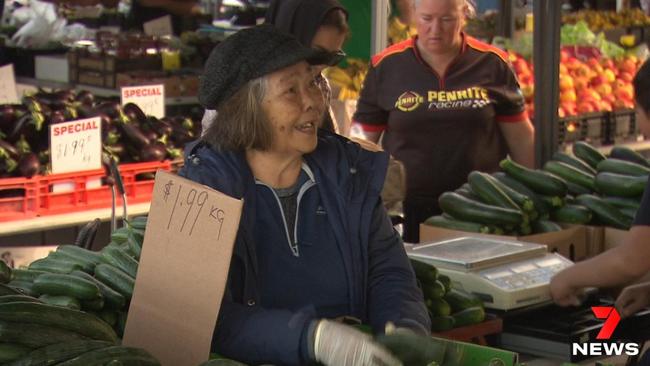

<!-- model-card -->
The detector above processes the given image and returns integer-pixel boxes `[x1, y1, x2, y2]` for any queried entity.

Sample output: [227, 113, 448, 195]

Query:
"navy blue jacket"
[179, 131, 430, 365]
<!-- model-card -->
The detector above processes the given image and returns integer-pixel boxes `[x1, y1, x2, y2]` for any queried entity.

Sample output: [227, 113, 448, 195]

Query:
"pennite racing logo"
[395, 91, 424, 112]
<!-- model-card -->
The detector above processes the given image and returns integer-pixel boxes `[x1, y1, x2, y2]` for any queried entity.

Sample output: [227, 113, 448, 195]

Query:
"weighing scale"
[406, 236, 573, 310]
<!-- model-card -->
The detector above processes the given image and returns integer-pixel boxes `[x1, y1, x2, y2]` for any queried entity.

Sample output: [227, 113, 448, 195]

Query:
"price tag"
[0, 64, 19, 104]
[49, 117, 102, 174]
[123, 170, 243, 366]
[121, 84, 165, 118]
[143, 15, 173, 37]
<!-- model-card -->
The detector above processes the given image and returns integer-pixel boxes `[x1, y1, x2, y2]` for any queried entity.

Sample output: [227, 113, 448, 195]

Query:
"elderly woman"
[180, 25, 430, 366]
[353, 0, 536, 243]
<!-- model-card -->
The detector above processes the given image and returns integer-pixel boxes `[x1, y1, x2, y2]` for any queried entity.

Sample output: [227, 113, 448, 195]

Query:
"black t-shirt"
[353, 35, 527, 203]
[634, 178, 650, 226]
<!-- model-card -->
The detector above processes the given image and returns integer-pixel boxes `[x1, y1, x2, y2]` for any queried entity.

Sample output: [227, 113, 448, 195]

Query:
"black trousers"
[402, 197, 440, 243]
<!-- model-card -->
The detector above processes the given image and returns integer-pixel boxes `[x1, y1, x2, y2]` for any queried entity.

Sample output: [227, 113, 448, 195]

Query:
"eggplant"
[96, 101, 122, 119]
[123, 103, 147, 123]
[75, 90, 95, 106]
[49, 110, 66, 125]
[8, 114, 35, 143]
[140, 143, 166, 162]
[153, 117, 173, 137]
[0, 104, 24, 133]
[119, 122, 150, 147]
[0, 139, 20, 160]
[142, 129, 159, 142]
[18, 153, 40, 178]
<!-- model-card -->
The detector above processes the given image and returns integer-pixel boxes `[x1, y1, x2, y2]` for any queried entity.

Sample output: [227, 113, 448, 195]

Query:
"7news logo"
[572, 306, 640, 357]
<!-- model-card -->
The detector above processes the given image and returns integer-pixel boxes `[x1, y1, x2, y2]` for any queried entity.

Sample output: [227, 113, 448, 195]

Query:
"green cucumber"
[552, 151, 598, 175]
[81, 297, 105, 311]
[46, 252, 94, 274]
[56, 245, 102, 265]
[552, 204, 593, 224]
[493, 172, 550, 218]
[595, 172, 647, 197]
[94, 264, 134, 300]
[439, 192, 524, 226]
[33, 274, 100, 301]
[0, 284, 23, 296]
[0, 261, 11, 283]
[452, 306, 486, 327]
[573, 141, 606, 169]
[409, 259, 438, 285]
[28, 259, 82, 274]
[0, 344, 32, 364]
[532, 220, 563, 233]
[544, 160, 596, 191]
[98, 310, 118, 327]
[422, 281, 446, 301]
[127, 216, 148, 231]
[116, 311, 127, 338]
[38, 295, 81, 310]
[468, 171, 521, 211]
[430, 316, 456, 332]
[100, 246, 138, 278]
[500, 158, 568, 196]
[124, 232, 142, 260]
[603, 196, 641, 211]
[437, 274, 452, 293]
[70, 271, 125, 310]
[8, 281, 38, 297]
[0, 302, 118, 343]
[576, 194, 632, 230]
[11, 269, 45, 283]
[427, 298, 451, 317]
[0, 320, 88, 348]
[423, 215, 490, 234]
[54, 346, 160, 366]
[6, 340, 111, 366]
[610, 146, 650, 167]
[0, 295, 42, 304]
[444, 288, 483, 313]
[109, 228, 130, 245]
[597, 158, 650, 177]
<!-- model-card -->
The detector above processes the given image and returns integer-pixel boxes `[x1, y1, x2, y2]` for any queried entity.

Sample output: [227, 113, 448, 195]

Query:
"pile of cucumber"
[426, 141, 648, 235]
[410, 259, 485, 332]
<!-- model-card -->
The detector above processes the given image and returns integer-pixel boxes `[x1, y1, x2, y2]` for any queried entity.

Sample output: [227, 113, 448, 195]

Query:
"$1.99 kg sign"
[124, 170, 243, 366]
[49, 117, 102, 174]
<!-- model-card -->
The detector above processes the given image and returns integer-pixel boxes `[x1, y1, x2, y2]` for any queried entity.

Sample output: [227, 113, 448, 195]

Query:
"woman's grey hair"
[202, 76, 273, 152]
[413, 0, 476, 19]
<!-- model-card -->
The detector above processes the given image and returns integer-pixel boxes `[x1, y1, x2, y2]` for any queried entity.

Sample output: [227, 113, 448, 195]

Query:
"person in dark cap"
[201, 0, 349, 134]
[180, 24, 430, 366]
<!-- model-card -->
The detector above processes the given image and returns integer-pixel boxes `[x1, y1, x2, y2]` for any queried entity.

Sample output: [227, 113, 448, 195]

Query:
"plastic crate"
[0, 176, 39, 221]
[557, 111, 608, 146]
[607, 108, 639, 144]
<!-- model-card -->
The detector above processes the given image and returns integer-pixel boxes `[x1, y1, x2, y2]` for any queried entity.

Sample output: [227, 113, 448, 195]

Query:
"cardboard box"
[116, 72, 199, 98]
[35, 54, 69, 83]
[584, 225, 605, 258]
[419, 224, 588, 262]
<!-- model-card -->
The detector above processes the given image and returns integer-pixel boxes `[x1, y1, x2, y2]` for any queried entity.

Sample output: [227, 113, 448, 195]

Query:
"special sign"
[49, 117, 102, 174]
[121, 84, 165, 118]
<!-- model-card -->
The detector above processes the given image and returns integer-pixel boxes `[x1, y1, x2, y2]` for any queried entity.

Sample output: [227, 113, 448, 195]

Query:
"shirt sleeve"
[492, 60, 528, 123]
[634, 178, 650, 226]
[352, 64, 389, 132]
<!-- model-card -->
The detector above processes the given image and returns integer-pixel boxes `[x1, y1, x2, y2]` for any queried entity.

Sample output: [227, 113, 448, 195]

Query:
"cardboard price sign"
[143, 15, 173, 37]
[0, 64, 19, 104]
[121, 84, 165, 118]
[123, 170, 243, 366]
[49, 117, 102, 174]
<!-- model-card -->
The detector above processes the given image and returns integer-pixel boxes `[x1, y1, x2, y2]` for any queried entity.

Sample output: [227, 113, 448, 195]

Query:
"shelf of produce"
[15, 77, 199, 106]
[432, 314, 502, 346]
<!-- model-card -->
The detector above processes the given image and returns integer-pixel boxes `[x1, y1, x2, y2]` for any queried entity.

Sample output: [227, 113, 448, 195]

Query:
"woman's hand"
[616, 282, 650, 318]
[312, 320, 402, 366]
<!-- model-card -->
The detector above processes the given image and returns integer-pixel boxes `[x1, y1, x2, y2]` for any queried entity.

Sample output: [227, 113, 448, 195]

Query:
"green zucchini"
[597, 158, 650, 177]
[423, 215, 490, 234]
[573, 141, 606, 169]
[487, 174, 535, 214]
[0, 261, 11, 284]
[454, 187, 480, 201]
[38, 295, 81, 310]
[610, 146, 650, 167]
[115, 311, 127, 339]
[0, 284, 23, 296]
[603, 196, 641, 211]
[0, 321, 88, 348]
[439, 192, 524, 226]
[468, 171, 521, 211]
[430, 316, 456, 332]
[410, 259, 438, 286]
[70, 270, 125, 310]
[56, 245, 102, 266]
[552, 151, 598, 175]
[422, 281, 446, 301]
[576, 194, 632, 230]
[6, 340, 112, 366]
[0, 302, 118, 343]
[54, 346, 160, 366]
[540, 194, 565, 208]
[620, 207, 639, 221]
[94, 264, 134, 300]
[46, 252, 94, 274]
[552, 204, 593, 224]
[0, 295, 41, 304]
[437, 274, 452, 293]
[100, 246, 138, 278]
[8, 281, 38, 297]
[11, 269, 45, 283]
[33, 274, 100, 301]
[532, 220, 563, 233]
[500, 158, 568, 197]
[493, 172, 550, 218]
[544, 160, 596, 191]
[444, 288, 483, 313]
[28, 258, 82, 275]
[565, 180, 592, 196]
[427, 298, 452, 317]
[452, 306, 486, 327]
[98, 310, 118, 327]
[595, 172, 647, 197]
[0, 344, 32, 364]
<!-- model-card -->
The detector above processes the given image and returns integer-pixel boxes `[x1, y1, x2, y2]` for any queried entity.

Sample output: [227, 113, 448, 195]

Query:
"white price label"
[49, 117, 102, 174]
[0, 64, 19, 104]
[121, 84, 165, 118]
[143, 15, 173, 37]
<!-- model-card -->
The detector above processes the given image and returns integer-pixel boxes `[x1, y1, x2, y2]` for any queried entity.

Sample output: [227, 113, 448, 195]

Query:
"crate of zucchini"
[422, 141, 647, 260]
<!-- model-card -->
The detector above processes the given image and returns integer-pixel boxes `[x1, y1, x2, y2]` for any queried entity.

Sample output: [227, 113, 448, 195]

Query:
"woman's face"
[636, 105, 650, 137]
[311, 26, 346, 74]
[262, 61, 325, 157]
[415, 0, 465, 55]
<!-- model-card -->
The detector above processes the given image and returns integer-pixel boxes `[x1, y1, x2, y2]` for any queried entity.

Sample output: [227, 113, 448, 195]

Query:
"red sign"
[592, 306, 621, 340]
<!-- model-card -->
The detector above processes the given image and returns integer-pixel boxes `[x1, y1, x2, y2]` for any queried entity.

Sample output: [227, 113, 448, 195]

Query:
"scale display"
[406, 237, 573, 310]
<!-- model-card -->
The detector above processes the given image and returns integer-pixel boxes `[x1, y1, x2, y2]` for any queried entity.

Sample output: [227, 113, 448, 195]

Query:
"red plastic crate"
[0, 176, 39, 221]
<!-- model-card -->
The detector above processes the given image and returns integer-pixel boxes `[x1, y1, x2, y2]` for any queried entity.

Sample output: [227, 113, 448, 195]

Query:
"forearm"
[500, 119, 535, 168]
